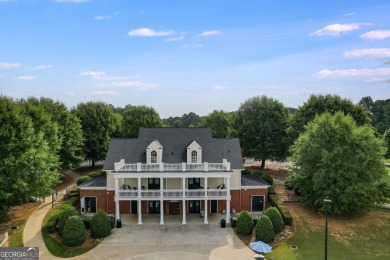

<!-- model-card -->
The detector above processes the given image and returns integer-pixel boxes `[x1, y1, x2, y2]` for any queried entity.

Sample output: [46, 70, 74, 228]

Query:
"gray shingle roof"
[241, 175, 270, 186]
[78, 176, 107, 188]
[103, 127, 244, 171]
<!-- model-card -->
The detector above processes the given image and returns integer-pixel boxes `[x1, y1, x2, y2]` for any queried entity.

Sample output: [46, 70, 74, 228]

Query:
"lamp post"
[324, 199, 332, 260]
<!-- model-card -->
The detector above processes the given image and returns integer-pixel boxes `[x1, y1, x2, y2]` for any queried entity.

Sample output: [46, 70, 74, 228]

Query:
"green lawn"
[265, 210, 390, 260]
[8, 220, 25, 247]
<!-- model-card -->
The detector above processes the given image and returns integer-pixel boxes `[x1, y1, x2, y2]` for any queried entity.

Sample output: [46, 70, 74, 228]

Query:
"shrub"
[253, 218, 258, 226]
[255, 215, 275, 243]
[48, 208, 62, 225]
[88, 171, 105, 178]
[284, 178, 294, 190]
[264, 207, 284, 234]
[81, 217, 92, 229]
[64, 197, 79, 207]
[231, 219, 237, 228]
[254, 170, 263, 177]
[236, 211, 253, 236]
[241, 169, 251, 175]
[262, 173, 273, 185]
[77, 176, 91, 185]
[269, 195, 293, 225]
[90, 209, 111, 238]
[62, 216, 86, 247]
[268, 186, 276, 195]
[58, 205, 79, 235]
[46, 219, 57, 233]
[109, 216, 115, 229]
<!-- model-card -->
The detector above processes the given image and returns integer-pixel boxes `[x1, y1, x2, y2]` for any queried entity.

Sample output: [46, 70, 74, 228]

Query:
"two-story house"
[78, 128, 269, 224]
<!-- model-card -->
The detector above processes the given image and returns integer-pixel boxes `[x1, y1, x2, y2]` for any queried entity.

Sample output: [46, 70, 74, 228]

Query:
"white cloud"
[0, 62, 20, 69]
[94, 12, 119, 20]
[28, 64, 53, 70]
[81, 71, 122, 81]
[199, 30, 222, 37]
[66, 91, 75, 96]
[90, 90, 119, 96]
[311, 23, 363, 36]
[128, 28, 173, 37]
[344, 48, 390, 58]
[54, 0, 89, 3]
[101, 81, 157, 90]
[343, 12, 356, 17]
[360, 30, 390, 40]
[211, 85, 227, 90]
[314, 68, 390, 78]
[165, 35, 185, 42]
[181, 44, 203, 49]
[17, 75, 37, 80]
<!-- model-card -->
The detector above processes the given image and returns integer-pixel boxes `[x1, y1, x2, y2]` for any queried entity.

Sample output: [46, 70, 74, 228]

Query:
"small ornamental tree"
[62, 216, 86, 247]
[264, 207, 284, 234]
[255, 215, 275, 243]
[236, 211, 253, 236]
[58, 205, 79, 235]
[90, 209, 111, 238]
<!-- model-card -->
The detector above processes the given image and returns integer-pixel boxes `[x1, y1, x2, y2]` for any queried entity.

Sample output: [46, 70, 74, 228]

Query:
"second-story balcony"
[117, 189, 228, 199]
[114, 160, 231, 173]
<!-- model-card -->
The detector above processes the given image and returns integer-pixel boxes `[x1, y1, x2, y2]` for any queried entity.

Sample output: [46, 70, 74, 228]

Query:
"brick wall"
[240, 188, 268, 212]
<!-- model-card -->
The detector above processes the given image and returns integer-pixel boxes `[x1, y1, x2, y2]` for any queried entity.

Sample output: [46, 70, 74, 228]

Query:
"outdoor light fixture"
[324, 198, 332, 260]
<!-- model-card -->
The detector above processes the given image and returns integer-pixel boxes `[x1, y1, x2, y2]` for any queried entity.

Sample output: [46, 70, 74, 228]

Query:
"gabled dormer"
[187, 140, 202, 164]
[146, 140, 163, 164]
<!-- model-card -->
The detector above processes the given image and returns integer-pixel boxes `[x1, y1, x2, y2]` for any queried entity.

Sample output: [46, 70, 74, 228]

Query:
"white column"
[226, 176, 231, 223]
[137, 177, 142, 225]
[137, 200, 142, 225]
[204, 177, 208, 224]
[115, 177, 120, 220]
[160, 177, 164, 225]
[182, 177, 186, 224]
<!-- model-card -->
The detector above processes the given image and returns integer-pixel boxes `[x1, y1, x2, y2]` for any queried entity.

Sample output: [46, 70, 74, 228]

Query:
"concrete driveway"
[74, 214, 256, 260]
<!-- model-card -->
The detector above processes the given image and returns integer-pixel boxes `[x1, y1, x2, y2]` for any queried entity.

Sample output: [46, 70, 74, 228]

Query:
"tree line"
[1, 94, 389, 219]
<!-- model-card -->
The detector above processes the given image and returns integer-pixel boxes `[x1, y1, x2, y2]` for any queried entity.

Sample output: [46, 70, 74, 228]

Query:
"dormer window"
[151, 151, 157, 163]
[191, 151, 198, 163]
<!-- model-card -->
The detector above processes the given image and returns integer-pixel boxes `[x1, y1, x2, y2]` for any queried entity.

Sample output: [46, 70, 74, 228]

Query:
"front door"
[169, 201, 179, 215]
[211, 200, 218, 213]
[148, 178, 160, 190]
[131, 201, 137, 214]
[148, 201, 160, 214]
[252, 196, 264, 211]
[188, 178, 200, 189]
[189, 200, 200, 213]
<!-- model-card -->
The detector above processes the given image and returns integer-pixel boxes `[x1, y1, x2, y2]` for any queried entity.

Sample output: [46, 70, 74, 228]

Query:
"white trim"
[251, 195, 265, 212]
[78, 187, 107, 190]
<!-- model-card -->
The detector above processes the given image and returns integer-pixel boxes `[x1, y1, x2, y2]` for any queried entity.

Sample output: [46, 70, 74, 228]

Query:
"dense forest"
[1, 94, 389, 220]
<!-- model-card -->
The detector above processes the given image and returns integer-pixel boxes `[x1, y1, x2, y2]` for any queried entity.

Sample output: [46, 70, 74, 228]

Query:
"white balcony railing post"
[204, 162, 208, 172]
[137, 163, 142, 172]
[182, 162, 186, 172]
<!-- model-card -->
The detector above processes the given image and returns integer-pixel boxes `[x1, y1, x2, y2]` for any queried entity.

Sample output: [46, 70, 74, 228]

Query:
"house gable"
[186, 140, 202, 164]
[146, 139, 163, 164]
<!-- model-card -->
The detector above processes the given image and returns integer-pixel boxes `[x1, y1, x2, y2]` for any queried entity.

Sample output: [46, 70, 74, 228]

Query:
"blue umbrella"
[249, 241, 272, 253]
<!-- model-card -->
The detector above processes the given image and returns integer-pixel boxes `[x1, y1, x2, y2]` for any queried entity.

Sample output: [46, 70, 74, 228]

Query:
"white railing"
[117, 189, 227, 199]
[115, 161, 231, 172]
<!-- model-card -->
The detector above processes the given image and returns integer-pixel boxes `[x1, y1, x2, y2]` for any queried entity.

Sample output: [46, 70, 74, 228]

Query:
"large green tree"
[359, 96, 390, 135]
[0, 97, 58, 213]
[122, 105, 163, 138]
[234, 96, 290, 169]
[289, 94, 370, 143]
[74, 102, 116, 167]
[289, 112, 388, 214]
[199, 110, 231, 138]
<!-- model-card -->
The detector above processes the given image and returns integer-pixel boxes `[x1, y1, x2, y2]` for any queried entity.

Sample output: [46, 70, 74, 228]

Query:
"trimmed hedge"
[262, 173, 274, 185]
[255, 215, 275, 243]
[77, 176, 91, 185]
[269, 195, 293, 225]
[62, 216, 86, 247]
[88, 171, 105, 178]
[241, 169, 251, 176]
[46, 219, 57, 233]
[264, 207, 284, 234]
[254, 170, 263, 177]
[236, 211, 253, 236]
[58, 205, 79, 235]
[90, 209, 111, 238]
[268, 186, 276, 195]
[64, 197, 79, 207]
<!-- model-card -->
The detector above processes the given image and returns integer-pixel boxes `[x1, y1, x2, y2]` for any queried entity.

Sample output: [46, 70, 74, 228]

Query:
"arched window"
[151, 151, 157, 163]
[191, 151, 197, 163]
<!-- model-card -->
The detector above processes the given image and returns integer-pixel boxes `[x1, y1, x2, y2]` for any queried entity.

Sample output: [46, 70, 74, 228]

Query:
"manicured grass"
[266, 210, 390, 260]
[41, 206, 98, 258]
[8, 220, 25, 247]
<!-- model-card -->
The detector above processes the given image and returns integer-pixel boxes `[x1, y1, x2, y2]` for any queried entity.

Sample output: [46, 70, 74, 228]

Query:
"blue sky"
[1, 0, 389, 118]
